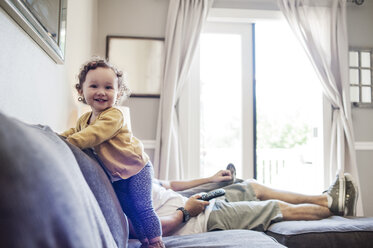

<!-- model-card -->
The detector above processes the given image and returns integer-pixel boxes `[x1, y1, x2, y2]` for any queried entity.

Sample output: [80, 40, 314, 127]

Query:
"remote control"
[200, 188, 226, 201]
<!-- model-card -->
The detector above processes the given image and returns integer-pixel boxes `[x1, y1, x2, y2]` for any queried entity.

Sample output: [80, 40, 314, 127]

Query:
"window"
[180, 10, 331, 193]
[200, 32, 244, 178]
[255, 21, 324, 194]
[179, 22, 254, 180]
[349, 49, 373, 107]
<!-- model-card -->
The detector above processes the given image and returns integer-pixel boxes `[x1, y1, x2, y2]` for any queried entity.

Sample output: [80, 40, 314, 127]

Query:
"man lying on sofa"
[126, 164, 358, 237]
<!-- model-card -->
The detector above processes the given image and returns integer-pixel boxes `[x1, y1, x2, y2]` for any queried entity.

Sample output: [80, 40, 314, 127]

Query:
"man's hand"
[209, 170, 232, 183]
[184, 195, 210, 217]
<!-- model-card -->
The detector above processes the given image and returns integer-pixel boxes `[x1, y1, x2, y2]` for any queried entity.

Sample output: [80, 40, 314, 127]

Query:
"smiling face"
[79, 67, 119, 116]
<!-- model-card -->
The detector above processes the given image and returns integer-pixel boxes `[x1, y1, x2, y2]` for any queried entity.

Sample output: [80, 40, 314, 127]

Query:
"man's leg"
[207, 199, 283, 232]
[250, 180, 329, 207]
[208, 180, 330, 232]
[228, 179, 332, 221]
[276, 201, 331, 220]
[249, 173, 358, 218]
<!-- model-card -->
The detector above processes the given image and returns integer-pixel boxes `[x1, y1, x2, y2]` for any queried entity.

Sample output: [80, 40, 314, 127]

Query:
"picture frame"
[0, 0, 67, 64]
[106, 36, 165, 98]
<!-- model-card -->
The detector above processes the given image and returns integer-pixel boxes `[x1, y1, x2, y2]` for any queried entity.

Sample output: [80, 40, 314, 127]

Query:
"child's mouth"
[94, 99, 107, 103]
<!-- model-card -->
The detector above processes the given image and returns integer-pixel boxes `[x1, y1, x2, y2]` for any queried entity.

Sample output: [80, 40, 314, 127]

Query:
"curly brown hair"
[76, 57, 131, 104]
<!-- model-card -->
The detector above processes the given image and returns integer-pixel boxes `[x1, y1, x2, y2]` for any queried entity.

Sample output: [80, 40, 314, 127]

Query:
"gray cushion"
[63, 141, 129, 248]
[128, 229, 286, 248]
[0, 113, 117, 248]
[266, 216, 373, 248]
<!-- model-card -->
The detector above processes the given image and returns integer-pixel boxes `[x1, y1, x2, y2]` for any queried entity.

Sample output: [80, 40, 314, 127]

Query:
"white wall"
[0, 7, 69, 132]
[97, 0, 169, 57]
[97, 0, 169, 160]
[0, 0, 98, 133]
[213, 0, 278, 10]
[65, 0, 99, 129]
[347, 0, 373, 216]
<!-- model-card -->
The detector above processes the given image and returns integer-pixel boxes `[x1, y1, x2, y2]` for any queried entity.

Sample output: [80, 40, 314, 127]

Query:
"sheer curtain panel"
[154, 0, 213, 180]
[278, 0, 363, 215]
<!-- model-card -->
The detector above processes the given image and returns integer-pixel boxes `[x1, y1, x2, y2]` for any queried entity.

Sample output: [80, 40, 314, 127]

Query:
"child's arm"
[60, 127, 77, 138]
[66, 109, 124, 149]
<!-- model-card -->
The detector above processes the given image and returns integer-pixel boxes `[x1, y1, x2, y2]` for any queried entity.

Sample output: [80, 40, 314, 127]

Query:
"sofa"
[0, 111, 372, 248]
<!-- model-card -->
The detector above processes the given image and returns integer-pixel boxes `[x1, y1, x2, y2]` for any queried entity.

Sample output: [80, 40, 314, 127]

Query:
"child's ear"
[78, 89, 83, 96]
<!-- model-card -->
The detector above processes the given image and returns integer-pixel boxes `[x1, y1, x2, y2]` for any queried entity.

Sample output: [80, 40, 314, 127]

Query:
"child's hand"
[210, 170, 232, 183]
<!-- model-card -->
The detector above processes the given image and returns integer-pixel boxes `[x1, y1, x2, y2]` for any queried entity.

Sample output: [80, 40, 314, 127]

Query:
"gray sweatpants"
[207, 179, 283, 232]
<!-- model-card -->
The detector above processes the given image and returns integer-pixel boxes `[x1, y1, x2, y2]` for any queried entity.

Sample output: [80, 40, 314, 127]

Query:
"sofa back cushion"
[0, 112, 118, 248]
[63, 141, 128, 248]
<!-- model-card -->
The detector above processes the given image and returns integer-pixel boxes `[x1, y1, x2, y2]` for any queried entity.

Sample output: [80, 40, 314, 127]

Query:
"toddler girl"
[61, 58, 165, 248]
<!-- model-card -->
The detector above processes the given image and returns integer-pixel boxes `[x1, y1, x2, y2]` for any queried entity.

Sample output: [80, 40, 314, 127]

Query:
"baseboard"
[355, 142, 373, 151]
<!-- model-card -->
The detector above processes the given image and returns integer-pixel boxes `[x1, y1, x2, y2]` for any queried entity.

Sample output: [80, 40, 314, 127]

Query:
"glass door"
[255, 20, 324, 194]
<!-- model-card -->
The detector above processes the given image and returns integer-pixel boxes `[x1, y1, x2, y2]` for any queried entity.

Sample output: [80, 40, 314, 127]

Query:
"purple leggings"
[112, 162, 161, 240]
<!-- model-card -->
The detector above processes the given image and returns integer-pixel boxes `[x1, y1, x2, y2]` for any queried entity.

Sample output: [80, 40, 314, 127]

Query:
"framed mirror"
[0, 0, 67, 64]
[106, 36, 165, 98]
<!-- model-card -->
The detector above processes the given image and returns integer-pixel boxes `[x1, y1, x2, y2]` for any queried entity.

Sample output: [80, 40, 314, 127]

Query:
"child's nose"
[97, 88, 105, 95]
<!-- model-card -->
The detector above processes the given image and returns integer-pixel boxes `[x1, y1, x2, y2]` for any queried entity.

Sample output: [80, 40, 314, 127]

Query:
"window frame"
[349, 47, 373, 108]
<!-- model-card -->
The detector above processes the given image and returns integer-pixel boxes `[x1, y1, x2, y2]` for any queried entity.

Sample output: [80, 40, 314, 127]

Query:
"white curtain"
[154, 0, 213, 180]
[278, 0, 363, 215]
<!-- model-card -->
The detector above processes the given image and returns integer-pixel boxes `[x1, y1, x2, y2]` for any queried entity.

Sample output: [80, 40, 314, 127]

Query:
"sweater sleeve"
[66, 109, 124, 149]
[60, 127, 77, 138]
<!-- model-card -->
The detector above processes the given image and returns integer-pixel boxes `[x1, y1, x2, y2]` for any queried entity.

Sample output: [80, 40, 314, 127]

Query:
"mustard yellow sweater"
[61, 107, 149, 179]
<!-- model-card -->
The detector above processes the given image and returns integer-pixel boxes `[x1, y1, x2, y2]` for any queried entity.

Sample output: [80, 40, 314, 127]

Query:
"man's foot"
[226, 163, 236, 182]
[344, 173, 358, 216]
[324, 174, 345, 216]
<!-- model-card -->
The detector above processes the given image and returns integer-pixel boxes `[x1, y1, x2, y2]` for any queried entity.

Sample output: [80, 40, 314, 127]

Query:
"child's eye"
[106, 86, 113, 90]
[90, 85, 97, 88]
